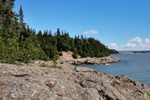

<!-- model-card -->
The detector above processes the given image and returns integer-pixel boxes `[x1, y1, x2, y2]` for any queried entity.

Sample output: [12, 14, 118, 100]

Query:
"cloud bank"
[108, 37, 150, 50]
[121, 37, 149, 48]
[83, 30, 99, 34]
[121, 37, 142, 48]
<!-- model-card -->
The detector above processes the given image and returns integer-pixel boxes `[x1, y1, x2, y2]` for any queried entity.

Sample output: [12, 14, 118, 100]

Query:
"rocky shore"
[64, 56, 121, 65]
[0, 61, 150, 100]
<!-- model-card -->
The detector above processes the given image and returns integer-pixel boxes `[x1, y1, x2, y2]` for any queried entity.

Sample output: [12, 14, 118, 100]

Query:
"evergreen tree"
[57, 28, 60, 36]
[0, 0, 113, 64]
[19, 5, 24, 29]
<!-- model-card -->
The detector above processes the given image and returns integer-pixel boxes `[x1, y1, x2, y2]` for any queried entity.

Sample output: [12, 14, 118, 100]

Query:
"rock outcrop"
[65, 56, 121, 65]
[57, 51, 74, 60]
[0, 61, 150, 100]
[57, 51, 121, 65]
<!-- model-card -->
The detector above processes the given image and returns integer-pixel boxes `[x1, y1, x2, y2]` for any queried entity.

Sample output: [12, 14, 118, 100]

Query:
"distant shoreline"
[119, 51, 150, 54]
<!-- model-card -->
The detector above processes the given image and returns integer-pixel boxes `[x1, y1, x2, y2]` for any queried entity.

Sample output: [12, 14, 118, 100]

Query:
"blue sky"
[13, 0, 150, 51]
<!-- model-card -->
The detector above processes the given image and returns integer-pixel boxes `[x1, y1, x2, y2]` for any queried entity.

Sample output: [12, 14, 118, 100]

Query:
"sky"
[13, 0, 150, 51]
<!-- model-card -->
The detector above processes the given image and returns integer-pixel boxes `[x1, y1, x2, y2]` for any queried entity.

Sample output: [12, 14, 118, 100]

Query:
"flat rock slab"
[0, 61, 150, 100]
[75, 67, 95, 72]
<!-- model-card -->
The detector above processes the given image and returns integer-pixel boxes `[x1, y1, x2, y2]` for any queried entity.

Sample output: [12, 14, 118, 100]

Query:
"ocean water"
[75, 54, 150, 86]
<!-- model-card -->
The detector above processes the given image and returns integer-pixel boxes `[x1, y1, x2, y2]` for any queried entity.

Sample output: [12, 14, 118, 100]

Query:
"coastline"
[63, 56, 121, 65]
[0, 61, 150, 99]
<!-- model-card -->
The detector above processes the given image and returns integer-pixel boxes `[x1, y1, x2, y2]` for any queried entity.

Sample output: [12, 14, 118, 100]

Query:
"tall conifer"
[19, 6, 24, 29]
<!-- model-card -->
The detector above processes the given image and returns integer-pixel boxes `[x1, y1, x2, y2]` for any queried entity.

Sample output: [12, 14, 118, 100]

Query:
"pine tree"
[19, 5, 24, 29]
[0, 2, 3, 24]
[2, 0, 14, 30]
[57, 28, 60, 36]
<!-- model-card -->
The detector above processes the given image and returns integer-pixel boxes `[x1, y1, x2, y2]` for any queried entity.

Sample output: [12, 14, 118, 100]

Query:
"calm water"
[75, 54, 150, 86]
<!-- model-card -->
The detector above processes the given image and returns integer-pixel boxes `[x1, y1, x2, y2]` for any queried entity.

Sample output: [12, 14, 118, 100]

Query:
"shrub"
[60, 61, 63, 64]
[59, 50, 63, 56]
[72, 54, 77, 59]
[14, 61, 23, 66]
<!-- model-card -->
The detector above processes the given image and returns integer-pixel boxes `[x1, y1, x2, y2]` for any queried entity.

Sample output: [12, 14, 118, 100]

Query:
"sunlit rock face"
[0, 61, 149, 100]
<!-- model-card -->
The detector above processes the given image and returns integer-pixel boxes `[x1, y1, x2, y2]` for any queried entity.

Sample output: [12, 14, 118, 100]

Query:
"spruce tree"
[19, 5, 24, 29]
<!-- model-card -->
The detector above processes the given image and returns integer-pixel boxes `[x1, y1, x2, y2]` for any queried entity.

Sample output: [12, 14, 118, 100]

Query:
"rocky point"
[0, 60, 150, 100]
[65, 56, 121, 65]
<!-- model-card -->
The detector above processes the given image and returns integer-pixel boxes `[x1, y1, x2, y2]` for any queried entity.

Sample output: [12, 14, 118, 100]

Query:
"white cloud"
[83, 30, 99, 34]
[125, 42, 136, 47]
[121, 37, 142, 48]
[111, 43, 117, 47]
[129, 37, 142, 43]
[107, 42, 118, 49]
[121, 37, 150, 50]
[139, 38, 150, 48]
[145, 38, 150, 43]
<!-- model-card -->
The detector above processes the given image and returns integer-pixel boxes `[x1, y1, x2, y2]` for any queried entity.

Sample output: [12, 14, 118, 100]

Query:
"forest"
[0, 0, 117, 64]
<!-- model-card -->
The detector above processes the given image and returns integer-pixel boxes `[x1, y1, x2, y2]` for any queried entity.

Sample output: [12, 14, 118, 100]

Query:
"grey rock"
[75, 67, 95, 72]
[65, 56, 121, 65]
[0, 61, 150, 100]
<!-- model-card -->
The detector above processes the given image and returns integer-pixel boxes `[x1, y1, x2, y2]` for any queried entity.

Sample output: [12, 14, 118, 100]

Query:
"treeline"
[133, 51, 150, 53]
[37, 29, 109, 60]
[108, 49, 119, 54]
[0, 0, 110, 64]
[0, 0, 49, 63]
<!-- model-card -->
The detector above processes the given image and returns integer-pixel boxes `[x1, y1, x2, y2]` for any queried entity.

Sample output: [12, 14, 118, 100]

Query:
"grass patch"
[14, 61, 23, 66]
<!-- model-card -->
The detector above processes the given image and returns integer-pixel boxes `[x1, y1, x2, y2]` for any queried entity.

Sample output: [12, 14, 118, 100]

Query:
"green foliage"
[19, 5, 24, 29]
[50, 65, 61, 69]
[108, 49, 119, 54]
[60, 61, 63, 64]
[40, 63, 49, 67]
[72, 54, 78, 59]
[52, 53, 58, 67]
[0, 1, 110, 64]
[59, 50, 63, 56]
[0, 1, 49, 63]
[37, 29, 110, 59]
[14, 61, 23, 66]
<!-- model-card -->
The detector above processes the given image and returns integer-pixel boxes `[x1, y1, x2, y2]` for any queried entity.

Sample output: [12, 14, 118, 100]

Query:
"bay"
[75, 54, 150, 86]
